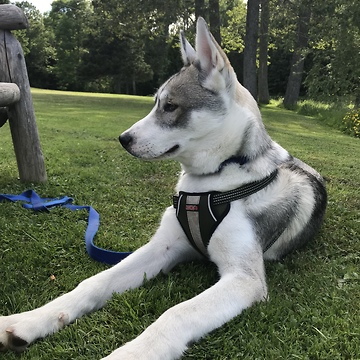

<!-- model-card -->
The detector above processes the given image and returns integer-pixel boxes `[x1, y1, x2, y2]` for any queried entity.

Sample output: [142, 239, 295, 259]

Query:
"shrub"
[295, 100, 349, 132]
[342, 109, 360, 138]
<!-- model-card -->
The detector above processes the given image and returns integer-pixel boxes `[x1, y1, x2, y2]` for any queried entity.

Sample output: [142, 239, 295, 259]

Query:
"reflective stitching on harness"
[207, 194, 217, 222]
[176, 194, 183, 218]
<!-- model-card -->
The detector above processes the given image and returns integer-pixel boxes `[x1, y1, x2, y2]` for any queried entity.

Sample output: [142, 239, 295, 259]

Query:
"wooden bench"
[0, 4, 47, 182]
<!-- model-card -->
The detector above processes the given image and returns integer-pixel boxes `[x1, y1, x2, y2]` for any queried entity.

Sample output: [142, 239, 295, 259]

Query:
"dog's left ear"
[180, 30, 196, 66]
[195, 17, 225, 74]
[195, 17, 235, 92]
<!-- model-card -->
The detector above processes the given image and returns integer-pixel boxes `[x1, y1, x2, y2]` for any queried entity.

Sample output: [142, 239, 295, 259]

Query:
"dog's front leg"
[102, 224, 267, 360]
[0, 207, 197, 352]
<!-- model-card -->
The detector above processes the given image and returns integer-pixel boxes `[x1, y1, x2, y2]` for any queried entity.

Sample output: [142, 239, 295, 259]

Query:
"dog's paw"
[3, 327, 29, 352]
[0, 315, 30, 352]
[0, 311, 69, 352]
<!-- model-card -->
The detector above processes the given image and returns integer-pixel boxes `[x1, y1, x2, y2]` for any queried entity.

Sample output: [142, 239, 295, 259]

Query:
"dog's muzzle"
[119, 131, 180, 159]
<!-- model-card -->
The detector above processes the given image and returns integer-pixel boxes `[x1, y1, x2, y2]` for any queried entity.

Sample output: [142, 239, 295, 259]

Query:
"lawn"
[0, 89, 359, 359]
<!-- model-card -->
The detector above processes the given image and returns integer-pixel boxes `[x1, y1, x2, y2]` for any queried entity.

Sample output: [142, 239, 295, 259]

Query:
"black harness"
[173, 169, 278, 257]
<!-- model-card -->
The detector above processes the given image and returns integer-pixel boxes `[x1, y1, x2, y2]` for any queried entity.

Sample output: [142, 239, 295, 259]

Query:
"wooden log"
[0, 82, 20, 106]
[0, 4, 29, 30]
[0, 29, 47, 182]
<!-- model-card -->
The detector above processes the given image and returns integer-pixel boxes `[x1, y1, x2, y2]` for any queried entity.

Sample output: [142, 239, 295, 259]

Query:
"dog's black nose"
[119, 133, 133, 148]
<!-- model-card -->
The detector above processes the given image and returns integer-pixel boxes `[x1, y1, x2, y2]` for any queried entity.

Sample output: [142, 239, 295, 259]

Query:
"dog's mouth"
[125, 143, 180, 160]
[165, 144, 180, 155]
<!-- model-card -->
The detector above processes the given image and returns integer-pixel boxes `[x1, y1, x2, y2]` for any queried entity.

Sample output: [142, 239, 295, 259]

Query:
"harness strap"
[173, 169, 278, 208]
[173, 169, 279, 257]
[0, 190, 132, 265]
[212, 169, 279, 205]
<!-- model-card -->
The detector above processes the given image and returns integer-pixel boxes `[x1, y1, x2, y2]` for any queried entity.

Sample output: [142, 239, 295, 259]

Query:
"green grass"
[0, 89, 359, 359]
[271, 98, 356, 136]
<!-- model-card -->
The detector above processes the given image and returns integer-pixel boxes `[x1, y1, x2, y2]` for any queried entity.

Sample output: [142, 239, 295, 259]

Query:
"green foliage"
[10, 1, 249, 95]
[281, 99, 358, 137]
[220, 1, 247, 53]
[0, 90, 359, 359]
[296, 99, 348, 123]
[8, 0, 360, 101]
[47, 0, 93, 91]
[342, 109, 360, 138]
[15, 1, 56, 88]
[305, 0, 360, 102]
[82, 0, 156, 93]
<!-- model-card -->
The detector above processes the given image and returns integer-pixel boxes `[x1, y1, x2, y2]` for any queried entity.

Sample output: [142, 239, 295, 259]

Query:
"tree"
[209, 0, 221, 44]
[283, 0, 312, 109]
[305, 0, 360, 106]
[11, 0, 359, 102]
[81, 0, 187, 94]
[15, 1, 56, 89]
[195, 0, 206, 20]
[243, 0, 259, 99]
[220, 1, 247, 55]
[80, 0, 148, 93]
[258, 0, 269, 104]
[48, 0, 92, 91]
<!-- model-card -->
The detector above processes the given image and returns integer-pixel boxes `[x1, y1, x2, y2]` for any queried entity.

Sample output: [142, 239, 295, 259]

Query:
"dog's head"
[119, 17, 261, 175]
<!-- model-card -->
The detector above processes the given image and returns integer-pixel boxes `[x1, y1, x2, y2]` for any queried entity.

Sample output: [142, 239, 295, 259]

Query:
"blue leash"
[0, 190, 132, 265]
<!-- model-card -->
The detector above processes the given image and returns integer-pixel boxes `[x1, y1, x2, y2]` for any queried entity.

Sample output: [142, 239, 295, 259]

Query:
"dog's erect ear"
[195, 17, 225, 74]
[180, 30, 196, 66]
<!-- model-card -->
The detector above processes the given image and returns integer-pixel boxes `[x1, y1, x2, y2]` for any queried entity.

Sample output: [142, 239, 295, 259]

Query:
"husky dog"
[0, 18, 326, 359]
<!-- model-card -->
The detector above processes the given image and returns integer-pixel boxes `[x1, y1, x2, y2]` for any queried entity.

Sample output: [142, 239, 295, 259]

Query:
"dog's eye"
[163, 102, 178, 112]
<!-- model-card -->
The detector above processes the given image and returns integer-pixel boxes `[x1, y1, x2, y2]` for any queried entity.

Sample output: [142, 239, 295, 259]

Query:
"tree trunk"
[243, 0, 260, 100]
[195, 0, 206, 21]
[258, 0, 270, 104]
[354, 93, 360, 108]
[283, 3, 311, 109]
[132, 77, 136, 95]
[209, 0, 221, 45]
